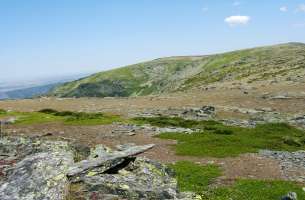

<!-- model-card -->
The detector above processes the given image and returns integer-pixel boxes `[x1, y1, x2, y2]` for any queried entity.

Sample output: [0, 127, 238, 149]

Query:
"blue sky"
[1, 0, 305, 81]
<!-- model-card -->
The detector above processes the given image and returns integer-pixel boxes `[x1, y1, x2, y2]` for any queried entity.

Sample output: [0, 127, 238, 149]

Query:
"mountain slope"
[50, 43, 305, 98]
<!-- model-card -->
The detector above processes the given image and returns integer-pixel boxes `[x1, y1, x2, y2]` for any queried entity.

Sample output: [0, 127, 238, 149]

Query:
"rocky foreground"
[0, 136, 196, 200]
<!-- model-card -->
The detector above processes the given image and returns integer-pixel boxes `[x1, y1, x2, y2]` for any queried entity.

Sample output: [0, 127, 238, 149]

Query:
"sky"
[1, 0, 305, 81]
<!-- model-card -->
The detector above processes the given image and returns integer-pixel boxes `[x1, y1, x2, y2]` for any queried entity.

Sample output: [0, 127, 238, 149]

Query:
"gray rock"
[0, 136, 192, 199]
[281, 192, 298, 200]
[67, 144, 155, 177]
[80, 158, 179, 200]
[0, 152, 73, 200]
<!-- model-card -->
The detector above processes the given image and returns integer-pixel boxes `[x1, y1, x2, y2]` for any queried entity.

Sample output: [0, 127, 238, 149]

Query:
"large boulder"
[0, 152, 73, 200]
[0, 137, 193, 199]
[74, 158, 180, 199]
[0, 137, 74, 200]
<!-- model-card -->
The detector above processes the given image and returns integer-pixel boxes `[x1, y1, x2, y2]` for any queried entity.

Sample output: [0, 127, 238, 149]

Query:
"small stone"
[281, 192, 298, 200]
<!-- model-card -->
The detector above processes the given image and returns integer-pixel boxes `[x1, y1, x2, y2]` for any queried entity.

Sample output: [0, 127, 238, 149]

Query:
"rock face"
[79, 158, 179, 199]
[0, 136, 190, 200]
[0, 137, 74, 200]
[67, 144, 188, 199]
[0, 152, 73, 200]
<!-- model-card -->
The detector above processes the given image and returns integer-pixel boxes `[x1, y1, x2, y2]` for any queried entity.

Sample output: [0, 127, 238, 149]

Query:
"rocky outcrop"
[0, 136, 191, 200]
[0, 137, 74, 200]
[0, 152, 73, 200]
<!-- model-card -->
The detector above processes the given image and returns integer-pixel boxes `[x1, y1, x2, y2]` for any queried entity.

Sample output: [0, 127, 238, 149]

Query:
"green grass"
[0, 111, 63, 125]
[133, 116, 220, 128]
[136, 116, 305, 157]
[169, 161, 222, 193]
[202, 180, 305, 200]
[170, 161, 305, 200]
[0, 109, 125, 126]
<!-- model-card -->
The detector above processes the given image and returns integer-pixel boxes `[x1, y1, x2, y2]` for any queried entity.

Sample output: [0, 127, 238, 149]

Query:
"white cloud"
[296, 4, 305, 12]
[233, 1, 241, 7]
[202, 7, 209, 13]
[224, 15, 250, 26]
[280, 6, 288, 12]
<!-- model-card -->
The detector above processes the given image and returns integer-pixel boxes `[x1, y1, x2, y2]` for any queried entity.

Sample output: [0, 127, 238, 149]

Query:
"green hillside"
[49, 43, 305, 97]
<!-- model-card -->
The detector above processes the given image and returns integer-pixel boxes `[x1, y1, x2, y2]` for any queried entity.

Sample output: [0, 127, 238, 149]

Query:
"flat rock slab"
[67, 144, 155, 177]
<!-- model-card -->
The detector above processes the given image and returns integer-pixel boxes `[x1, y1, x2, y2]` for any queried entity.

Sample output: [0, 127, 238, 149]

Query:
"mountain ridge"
[49, 43, 305, 98]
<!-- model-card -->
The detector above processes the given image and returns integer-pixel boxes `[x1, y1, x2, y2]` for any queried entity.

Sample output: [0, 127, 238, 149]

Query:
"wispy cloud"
[225, 15, 250, 26]
[202, 7, 209, 13]
[280, 6, 288, 12]
[292, 22, 305, 28]
[296, 4, 305, 12]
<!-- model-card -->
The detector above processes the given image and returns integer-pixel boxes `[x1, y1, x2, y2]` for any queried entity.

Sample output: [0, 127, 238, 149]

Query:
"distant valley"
[0, 73, 90, 100]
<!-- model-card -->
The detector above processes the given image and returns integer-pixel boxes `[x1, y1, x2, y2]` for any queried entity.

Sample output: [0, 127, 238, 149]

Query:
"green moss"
[169, 161, 221, 193]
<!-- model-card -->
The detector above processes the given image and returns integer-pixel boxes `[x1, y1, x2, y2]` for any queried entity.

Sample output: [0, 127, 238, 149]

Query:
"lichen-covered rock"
[0, 152, 73, 200]
[0, 137, 191, 200]
[0, 136, 74, 200]
[80, 158, 179, 200]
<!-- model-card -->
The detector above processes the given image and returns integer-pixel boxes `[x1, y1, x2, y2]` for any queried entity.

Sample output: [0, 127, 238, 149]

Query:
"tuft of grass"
[133, 116, 220, 128]
[202, 180, 305, 200]
[13, 112, 64, 125]
[1, 109, 125, 126]
[38, 109, 122, 125]
[169, 161, 221, 193]
[135, 117, 305, 157]
[63, 113, 123, 126]
[0, 109, 7, 115]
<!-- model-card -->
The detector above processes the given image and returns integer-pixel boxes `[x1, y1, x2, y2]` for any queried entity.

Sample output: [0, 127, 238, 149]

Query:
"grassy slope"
[50, 43, 305, 97]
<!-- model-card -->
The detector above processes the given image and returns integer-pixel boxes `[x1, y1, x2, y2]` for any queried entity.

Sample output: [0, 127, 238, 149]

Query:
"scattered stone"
[111, 124, 136, 135]
[281, 192, 298, 200]
[260, 150, 305, 182]
[182, 106, 216, 119]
